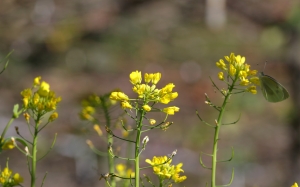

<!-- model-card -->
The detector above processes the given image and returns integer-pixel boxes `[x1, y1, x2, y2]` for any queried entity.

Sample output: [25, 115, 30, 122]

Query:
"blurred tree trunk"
[205, 0, 226, 30]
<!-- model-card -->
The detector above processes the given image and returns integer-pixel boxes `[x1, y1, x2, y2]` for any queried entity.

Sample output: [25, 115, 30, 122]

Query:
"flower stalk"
[108, 70, 183, 187]
[199, 53, 259, 187]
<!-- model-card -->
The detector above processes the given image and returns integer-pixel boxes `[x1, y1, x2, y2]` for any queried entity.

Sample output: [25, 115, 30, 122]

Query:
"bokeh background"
[1, 0, 300, 186]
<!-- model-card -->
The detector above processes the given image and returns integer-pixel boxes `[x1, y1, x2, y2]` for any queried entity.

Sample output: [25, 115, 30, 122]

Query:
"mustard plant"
[13, 76, 61, 187]
[145, 153, 187, 186]
[198, 53, 259, 187]
[100, 71, 185, 187]
[0, 159, 24, 187]
[79, 92, 125, 187]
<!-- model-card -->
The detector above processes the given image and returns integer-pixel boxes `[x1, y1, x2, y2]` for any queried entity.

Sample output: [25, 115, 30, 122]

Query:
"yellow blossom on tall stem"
[202, 53, 259, 187]
[108, 70, 180, 187]
[19, 76, 61, 187]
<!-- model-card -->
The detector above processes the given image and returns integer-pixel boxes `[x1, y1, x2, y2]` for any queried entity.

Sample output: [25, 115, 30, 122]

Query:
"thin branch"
[199, 152, 212, 170]
[196, 111, 215, 128]
[216, 168, 234, 187]
[217, 147, 234, 162]
[37, 133, 57, 161]
[222, 114, 241, 125]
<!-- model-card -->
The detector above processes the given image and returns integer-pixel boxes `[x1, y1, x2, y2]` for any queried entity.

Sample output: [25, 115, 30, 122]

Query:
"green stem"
[211, 76, 238, 187]
[0, 110, 23, 143]
[101, 96, 116, 187]
[159, 178, 163, 187]
[31, 125, 38, 187]
[135, 110, 145, 187]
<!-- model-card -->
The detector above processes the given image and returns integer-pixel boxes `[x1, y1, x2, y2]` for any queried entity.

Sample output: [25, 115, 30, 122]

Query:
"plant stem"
[31, 124, 38, 187]
[0, 109, 23, 143]
[159, 179, 163, 187]
[211, 77, 238, 187]
[135, 110, 145, 187]
[101, 96, 116, 187]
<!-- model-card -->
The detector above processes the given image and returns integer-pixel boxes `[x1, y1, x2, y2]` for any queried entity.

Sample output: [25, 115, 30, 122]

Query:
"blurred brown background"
[0, 0, 300, 186]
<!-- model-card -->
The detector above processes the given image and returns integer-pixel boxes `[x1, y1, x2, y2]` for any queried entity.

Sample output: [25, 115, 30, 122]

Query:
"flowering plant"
[99, 71, 185, 187]
[198, 53, 259, 187]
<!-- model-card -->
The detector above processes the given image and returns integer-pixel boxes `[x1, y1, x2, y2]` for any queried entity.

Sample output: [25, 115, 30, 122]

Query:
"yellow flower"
[216, 59, 227, 70]
[117, 92, 129, 101]
[121, 101, 132, 109]
[240, 77, 249, 86]
[13, 173, 23, 184]
[144, 73, 153, 83]
[21, 89, 32, 98]
[291, 183, 298, 187]
[116, 164, 134, 178]
[142, 105, 151, 112]
[159, 83, 178, 104]
[161, 83, 175, 93]
[149, 119, 156, 125]
[159, 92, 178, 104]
[23, 98, 29, 108]
[225, 53, 235, 63]
[116, 164, 126, 173]
[218, 72, 224, 80]
[2, 168, 12, 178]
[235, 55, 245, 65]
[130, 71, 142, 85]
[146, 156, 186, 183]
[152, 73, 161, 84]
[33, 93, 40, 105]
[93, 124, 103, 136]
[248, 70, 258, 75]
[110, 92, 129, 101]
[229, 64, 236, 76]
[23, 113, 30, 123]
[133, 84, 146, 96]
[249, 77, 260, 85]
[163, 106, 180, 115]
[239, 70, 247, 78]
[244, 64, 250, 72]
[38, 81, 50, 97]
[0, 166, 23, 186]
[2, 139, 15, 150]
[48, 112, 58, 122]
[122, 129, 129, 137]
[33, 76, 41, 86]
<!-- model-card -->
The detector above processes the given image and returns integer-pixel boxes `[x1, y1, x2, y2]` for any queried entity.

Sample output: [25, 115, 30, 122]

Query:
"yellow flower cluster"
[110, 71, 179, 115]
[79, 93, 116, 121]
[292, 183, 298, 187]
[115, 164, 135, 178]
[1, 139, 15, 150]
[145, 156, 187, 183]
[0, 167, 23, 187]
[216, 53, 259, 94]
[21, 76, 61, 120]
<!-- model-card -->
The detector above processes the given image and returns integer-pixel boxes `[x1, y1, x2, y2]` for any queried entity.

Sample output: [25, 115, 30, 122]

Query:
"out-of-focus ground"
[0, 0, 300, 186]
